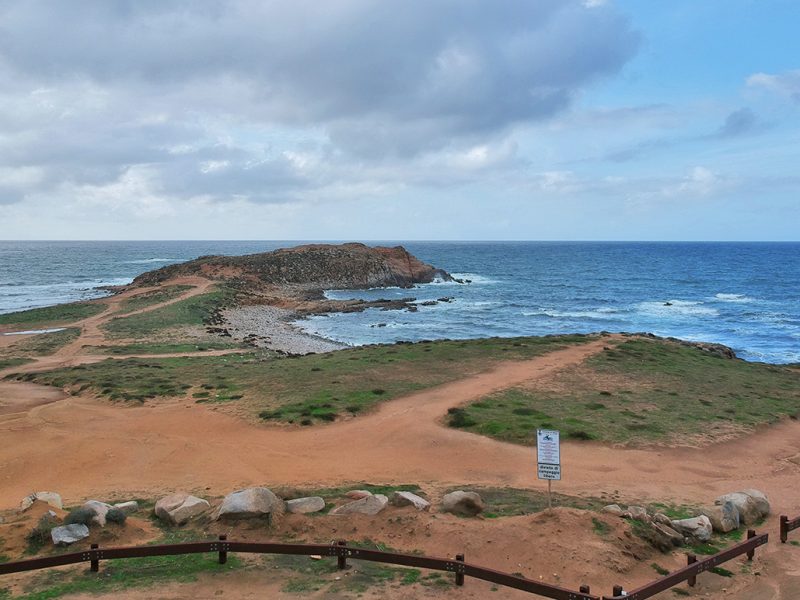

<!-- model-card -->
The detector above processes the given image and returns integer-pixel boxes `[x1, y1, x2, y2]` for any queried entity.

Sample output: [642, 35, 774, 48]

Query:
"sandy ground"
[1, 282, 799, 598]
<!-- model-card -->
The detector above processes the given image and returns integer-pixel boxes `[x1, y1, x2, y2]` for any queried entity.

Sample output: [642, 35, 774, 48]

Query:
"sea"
[1, 241, 798, 364]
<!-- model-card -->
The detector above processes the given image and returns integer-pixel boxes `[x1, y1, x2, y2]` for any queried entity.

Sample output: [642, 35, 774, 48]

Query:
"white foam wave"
[637, 300, 718, 317]
[522, 308, 620, 320]
[450, 273, 497, 285]
[123, 258, 180, 264]
[713, 293, 755, 303]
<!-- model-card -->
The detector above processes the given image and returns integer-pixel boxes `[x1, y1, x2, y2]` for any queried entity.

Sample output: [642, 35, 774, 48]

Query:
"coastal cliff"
[132, 243, 452, 291]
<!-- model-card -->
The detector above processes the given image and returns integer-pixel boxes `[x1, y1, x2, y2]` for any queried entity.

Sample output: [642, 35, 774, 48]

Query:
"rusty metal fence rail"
[0, 535, 598, 600]
[602, 529, 768, 600]
[780, 515, 800, 543]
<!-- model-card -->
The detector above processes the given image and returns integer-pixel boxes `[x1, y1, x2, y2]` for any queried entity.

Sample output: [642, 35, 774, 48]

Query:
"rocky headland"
[127, 243, 456, 354]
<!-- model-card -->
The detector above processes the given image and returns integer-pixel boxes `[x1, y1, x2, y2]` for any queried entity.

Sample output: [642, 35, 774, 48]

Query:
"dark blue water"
[1, 241, 798, 364]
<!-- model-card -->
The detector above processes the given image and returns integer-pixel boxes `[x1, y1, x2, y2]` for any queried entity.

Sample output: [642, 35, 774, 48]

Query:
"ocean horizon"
[2, 240, 798, 364]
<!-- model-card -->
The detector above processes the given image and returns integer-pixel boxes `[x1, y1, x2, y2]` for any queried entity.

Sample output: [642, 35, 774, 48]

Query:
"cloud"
[713, 107, 759, 138]
[0, 0, 639, 212]
[747, 70, 800, 103]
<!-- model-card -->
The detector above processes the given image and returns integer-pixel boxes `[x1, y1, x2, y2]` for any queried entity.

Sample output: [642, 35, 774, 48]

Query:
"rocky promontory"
[132, 243, 452, 291]
[127, 243, 456, 354]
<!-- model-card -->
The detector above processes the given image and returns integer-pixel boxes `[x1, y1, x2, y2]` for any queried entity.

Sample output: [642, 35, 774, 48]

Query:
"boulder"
[653, 513, 673, 527]
[51, 524, 89, 546]
[441, 491, 484, 517]
[345, 490, 373, 500]
[741, 489, 770, 518]
[702, 501, 740, 533]
[113, 501, 139, 515]
[651, 523, 684, 550]
[390, 491, 430, 511]
[83, 500, 113, 526]
[671, 516, 713, 542]
[627, 506, 649, 521]
[286, 497, 326, 514]
[20, 492, 63, 512]
[215, 488, 284, 522]
[603, 504, 624, 517]
[155, 493, 211, 526]
[715, 493, 760, 525]
[329, 494, 388, 516]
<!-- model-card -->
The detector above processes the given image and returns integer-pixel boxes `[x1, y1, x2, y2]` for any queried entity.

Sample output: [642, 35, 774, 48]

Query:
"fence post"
[218, 534, 227, 564]
[780, 516, 788, 543]
[612, 584, 624, 597]
[747, 529, 756, 560]
[337, 540, 348, 570]
[455, 554, 465, 586]
[580, 584, 591, 594]
[687, 554, 697, 587]
[90, 544, 99, 572]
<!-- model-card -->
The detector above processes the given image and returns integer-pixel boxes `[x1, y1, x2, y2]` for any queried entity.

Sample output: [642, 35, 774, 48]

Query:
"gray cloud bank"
[0, 0, 638, 208]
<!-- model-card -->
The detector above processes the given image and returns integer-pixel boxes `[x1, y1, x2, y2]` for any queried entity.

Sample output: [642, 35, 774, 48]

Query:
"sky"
[0, 0, 798, 241]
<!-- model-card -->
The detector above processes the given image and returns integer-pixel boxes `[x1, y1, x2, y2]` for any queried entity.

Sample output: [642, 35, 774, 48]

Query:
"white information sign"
[536, 429, 561, 481]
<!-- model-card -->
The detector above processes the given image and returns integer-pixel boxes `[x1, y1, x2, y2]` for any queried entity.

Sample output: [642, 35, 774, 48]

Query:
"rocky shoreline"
[224, 305, 347, 354]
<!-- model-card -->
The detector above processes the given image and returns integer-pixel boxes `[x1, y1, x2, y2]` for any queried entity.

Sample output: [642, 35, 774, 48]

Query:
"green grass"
[114, 285, 194, 315]
[593, 517, 612, 537]
[4, 328, 80, 357]
[0, 303, 105, 327]
[0, 357, 33, 370]
[17, 335, 590, 417]
[449, 338, 800, 445]
[102, 287, 236, 339]
[651, 562, 670, 576]
[85, 341, 242, 355]
[648, 502, 699, 521]
[18, 552, 242, 599]
[268, 539, 421, 595]
[444, 486, 604, 517]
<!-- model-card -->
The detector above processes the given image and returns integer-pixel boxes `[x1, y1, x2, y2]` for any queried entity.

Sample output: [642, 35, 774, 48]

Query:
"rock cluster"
[602, 488, 770, 551]
[18, 485, 487, 551]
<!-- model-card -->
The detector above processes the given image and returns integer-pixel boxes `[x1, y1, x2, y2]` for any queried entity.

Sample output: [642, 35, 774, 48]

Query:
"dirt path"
[2, 336, 799, 520]
[2, 283, 800, 598]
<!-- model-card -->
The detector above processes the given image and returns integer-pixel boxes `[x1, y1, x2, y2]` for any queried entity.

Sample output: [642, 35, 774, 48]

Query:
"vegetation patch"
[450, 338, 800, 445]
[102, 287, 236, 339]
[114, 285, 194, 315]
[18, 335, 590, 419]
[0, 357, 33, 370]
[0, 303, 105, 327]
[85, 341, 242, 355]
[18, 551, 242, 599]
[3, 328, 80, 358]
[445, 486, 604, 517]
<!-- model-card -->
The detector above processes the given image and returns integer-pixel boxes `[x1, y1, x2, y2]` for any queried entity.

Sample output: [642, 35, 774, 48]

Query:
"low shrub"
[106, 508, 127, 525]
[64, 507, 95, 526]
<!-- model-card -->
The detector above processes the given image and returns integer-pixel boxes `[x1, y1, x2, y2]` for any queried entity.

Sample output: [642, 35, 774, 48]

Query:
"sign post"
[536, 429, 561, 510]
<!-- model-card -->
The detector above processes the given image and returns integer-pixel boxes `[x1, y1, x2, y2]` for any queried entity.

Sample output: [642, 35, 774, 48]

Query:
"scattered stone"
[653, 513, 673, 527]
[51, 524, 89, 546]
[741, 489, 770, 518]
[671, 516, 713, 542]
[390, 491, 430, 511]
[627, 506, 649, 521]
[329, 494, 389, 516]
[715, 492, 760, 525]
[83, 500, 113, 527]
[20, 492, 62, 512]
[702, 501, 740, 533]
[603, 504, 624, 517]
[113, 501, 139, 515]
[155, 493, 211, 526]
[215, 487, 284, 522]
[286, 497, 326, 514]
[651, 523, 684, 550]
[345, 490, 373, 500]
[441, 491, 485, 517]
